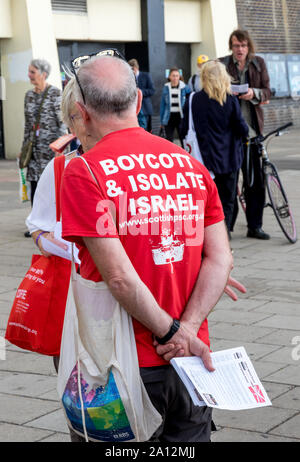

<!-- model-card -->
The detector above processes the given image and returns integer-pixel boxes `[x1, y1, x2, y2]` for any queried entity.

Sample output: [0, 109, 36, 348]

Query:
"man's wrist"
[155, 319, 180, 345]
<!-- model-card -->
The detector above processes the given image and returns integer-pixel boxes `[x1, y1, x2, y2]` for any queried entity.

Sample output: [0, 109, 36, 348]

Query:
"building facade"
[0, 0, 299, 159]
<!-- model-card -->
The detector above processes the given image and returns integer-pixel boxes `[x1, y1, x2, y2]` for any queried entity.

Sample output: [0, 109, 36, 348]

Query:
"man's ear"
[136, 89, 143, 115]
[75, 101, 90, 123]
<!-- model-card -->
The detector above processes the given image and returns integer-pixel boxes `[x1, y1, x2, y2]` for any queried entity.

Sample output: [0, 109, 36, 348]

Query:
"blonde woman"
[182, 60, 249, 236]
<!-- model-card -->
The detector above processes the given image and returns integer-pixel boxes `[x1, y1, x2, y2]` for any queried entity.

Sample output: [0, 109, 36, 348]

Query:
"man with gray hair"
[61, 54, 233, 442]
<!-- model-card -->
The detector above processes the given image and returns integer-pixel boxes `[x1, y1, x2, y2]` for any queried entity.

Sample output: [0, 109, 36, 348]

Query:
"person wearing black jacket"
[128, 59, 155, 132]
[181, 60, 249, 238]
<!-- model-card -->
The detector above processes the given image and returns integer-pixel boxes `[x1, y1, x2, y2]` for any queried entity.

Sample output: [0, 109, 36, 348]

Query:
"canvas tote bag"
[183, 92, 215, 178]
[57, 156, 162, 442]
[57, 262, 162, 442]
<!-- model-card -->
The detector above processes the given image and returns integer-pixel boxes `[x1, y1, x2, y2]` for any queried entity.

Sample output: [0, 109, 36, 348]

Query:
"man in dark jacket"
[128, 59, 155, 132]
[220, 29, 272, 240]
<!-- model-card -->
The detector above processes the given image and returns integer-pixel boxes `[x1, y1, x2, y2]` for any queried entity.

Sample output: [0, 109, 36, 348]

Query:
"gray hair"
[61, 77, 76, 128]
[76, 56, 137, 117]
[30, 59, 51, 79]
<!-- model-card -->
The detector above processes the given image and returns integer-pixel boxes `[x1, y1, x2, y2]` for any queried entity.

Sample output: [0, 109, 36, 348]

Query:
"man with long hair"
[220, 29, 271, 240]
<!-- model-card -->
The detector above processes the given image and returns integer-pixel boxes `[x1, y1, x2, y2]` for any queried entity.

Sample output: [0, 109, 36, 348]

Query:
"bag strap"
[79, 156, 100, 187]
[31, 85, 51, 145]
[188, 92, 195, 131]
[54, 155, 66, 222]
[192, 74, 196, 92]
[35, 85, 50, 129]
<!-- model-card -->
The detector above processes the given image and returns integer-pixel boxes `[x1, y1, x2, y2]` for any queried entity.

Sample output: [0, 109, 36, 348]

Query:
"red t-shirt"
[61, 127, 224, 367]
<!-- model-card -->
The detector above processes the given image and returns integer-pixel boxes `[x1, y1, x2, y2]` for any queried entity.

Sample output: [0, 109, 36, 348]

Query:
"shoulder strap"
[31, 85, 51, 146]
[54, 154, 66, 222]
[188, 92, 195, 131]
[35, 85, 51, 129]
[192, 74, 196, 91]
[79, 156, 100, 186]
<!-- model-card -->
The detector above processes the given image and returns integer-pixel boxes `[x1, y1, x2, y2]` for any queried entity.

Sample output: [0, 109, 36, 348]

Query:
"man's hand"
[224, 276, 247, 301]
[239, 88, 254, 100]
[154, 320, 215, 372]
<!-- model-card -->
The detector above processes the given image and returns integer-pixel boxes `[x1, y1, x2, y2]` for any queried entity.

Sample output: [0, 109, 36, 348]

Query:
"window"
[51, 0, 87, 14]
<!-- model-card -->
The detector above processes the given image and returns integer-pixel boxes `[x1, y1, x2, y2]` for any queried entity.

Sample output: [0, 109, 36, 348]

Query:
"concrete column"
[190, 0, 238, 71]
[141, 0, 166, 114]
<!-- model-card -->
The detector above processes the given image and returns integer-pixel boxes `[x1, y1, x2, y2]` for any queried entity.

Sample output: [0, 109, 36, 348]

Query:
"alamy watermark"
[0, 335, 6, 361]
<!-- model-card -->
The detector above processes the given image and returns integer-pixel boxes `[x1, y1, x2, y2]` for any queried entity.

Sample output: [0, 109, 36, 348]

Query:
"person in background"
[188, 54, 209, 92]
[22, 58, 66, 236]
[128, 58, 155, 132]
[220, 29, 271, 240]
[160, 68, 191, 144]
[181, 60, 249, 239]
[25, 77, 96, 252]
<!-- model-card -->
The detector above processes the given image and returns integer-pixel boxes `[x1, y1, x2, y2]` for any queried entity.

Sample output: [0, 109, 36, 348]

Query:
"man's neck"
[89, 116, 140, 142]
[237, 59, 246, 71]
[232, 54, 248, 71]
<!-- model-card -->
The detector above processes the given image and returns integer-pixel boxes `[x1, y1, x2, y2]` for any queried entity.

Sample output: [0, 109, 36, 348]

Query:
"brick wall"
[235, 0, 300, 132]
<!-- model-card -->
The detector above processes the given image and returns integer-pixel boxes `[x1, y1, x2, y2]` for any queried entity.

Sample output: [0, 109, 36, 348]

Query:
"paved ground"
[0, 128, 299, 442]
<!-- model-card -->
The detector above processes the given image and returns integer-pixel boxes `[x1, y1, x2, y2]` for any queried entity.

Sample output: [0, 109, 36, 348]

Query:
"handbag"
[57, 263, 162, 442]
[57, 156, 162, 442]
[5, 155, 72, 355]
[19, 85, 50, 169]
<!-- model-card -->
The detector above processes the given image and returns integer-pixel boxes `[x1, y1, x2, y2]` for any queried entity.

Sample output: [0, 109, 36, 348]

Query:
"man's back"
[62, 127, 224, 366]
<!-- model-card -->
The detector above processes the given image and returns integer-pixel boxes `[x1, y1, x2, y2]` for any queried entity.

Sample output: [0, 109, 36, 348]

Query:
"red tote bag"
[5, 254, 71, 355]
[5, 155, 72, 355]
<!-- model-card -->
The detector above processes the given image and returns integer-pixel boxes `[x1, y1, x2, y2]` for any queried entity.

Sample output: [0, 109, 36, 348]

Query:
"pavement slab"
[0, 129, 300, 442]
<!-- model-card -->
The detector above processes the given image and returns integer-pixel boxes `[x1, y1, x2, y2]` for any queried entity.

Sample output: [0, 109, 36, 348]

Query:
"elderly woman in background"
[26, 76, 97, 252]
[22, 58, 66, 236]
[182, 60, 249, 238]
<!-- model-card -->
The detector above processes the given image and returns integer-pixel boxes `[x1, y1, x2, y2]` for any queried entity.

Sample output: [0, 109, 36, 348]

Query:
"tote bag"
[183, 92, 215, 178]
[57, 265, 162, 442]
[5, 254, 71, 355]
[5, 155, 71, 355]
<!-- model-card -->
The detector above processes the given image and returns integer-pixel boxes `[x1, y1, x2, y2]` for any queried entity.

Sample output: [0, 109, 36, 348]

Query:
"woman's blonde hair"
[200, 60, 232, 106]
[61, 77, 76, 128]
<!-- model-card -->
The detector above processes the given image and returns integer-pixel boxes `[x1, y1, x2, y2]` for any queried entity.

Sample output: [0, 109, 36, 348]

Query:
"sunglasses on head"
[70, 48, 126, 104]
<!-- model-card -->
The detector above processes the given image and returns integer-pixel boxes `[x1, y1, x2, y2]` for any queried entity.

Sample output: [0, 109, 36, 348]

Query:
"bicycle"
[238, 122, 297, 244]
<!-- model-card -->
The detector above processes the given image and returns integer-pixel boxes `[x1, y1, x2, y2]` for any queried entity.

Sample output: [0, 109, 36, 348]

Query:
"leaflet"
[171, 346, 272, 410]
[231, 83, 249, 94]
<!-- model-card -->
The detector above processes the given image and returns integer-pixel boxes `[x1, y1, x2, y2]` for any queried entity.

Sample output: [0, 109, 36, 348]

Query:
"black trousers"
[165, 113, 183, 145]
[214, 171, 238, 232]
[242, 143, 265, 230]
[30, 180, 38, 206]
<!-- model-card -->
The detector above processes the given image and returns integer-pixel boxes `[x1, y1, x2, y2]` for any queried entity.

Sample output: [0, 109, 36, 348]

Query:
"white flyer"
[231, 83, 249, 94]
[171, 346, 272, 410]
[40, 222, 80, 264]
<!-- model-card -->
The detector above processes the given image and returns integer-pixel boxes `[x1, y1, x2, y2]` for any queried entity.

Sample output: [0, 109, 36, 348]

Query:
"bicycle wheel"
[265, 167, 297, 243]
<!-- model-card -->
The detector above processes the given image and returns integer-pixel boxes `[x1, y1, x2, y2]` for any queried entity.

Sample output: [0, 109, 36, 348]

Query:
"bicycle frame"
[239, 122, 297, 243]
